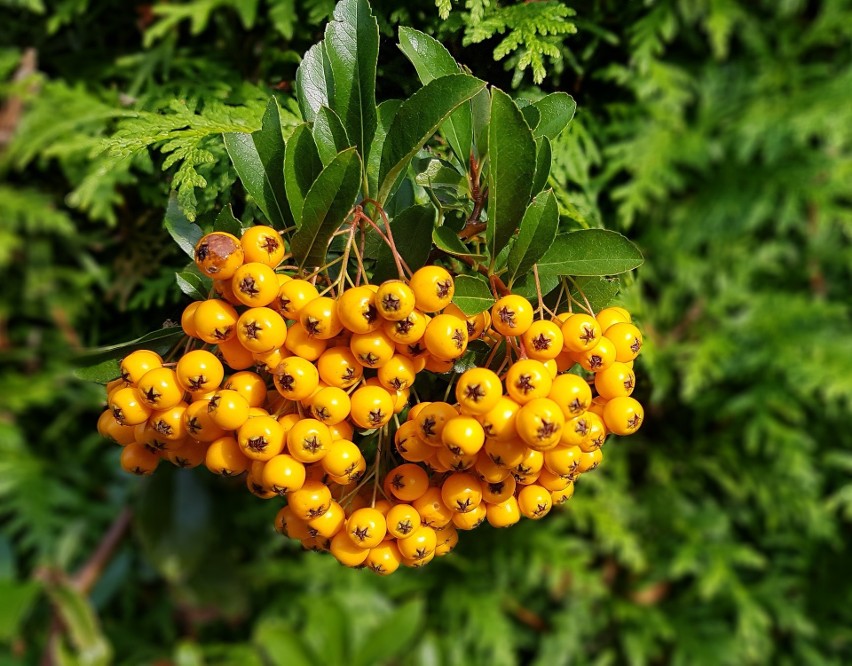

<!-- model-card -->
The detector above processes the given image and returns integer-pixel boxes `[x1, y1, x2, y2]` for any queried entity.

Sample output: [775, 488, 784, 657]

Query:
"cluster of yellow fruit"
[97, 223, 644, 573]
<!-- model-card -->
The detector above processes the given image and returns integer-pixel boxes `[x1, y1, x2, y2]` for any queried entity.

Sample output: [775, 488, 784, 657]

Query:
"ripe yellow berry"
[409, 266, 454, 313]
[240, 225, 285, 268]
[491, 294, 534, 336]
[194, 232, 244, 279]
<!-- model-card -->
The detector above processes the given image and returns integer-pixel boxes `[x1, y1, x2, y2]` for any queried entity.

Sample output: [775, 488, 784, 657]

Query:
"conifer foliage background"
[1, 1, 851, 664]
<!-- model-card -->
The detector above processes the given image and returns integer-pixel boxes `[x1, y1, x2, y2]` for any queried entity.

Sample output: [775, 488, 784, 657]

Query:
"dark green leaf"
[486, 88, 536, 261]
[223, 98, 290, 228]
[373, 204, 435, 283]
[175, 271, 208, 301]
[214, 204, 242, 237]
[433, 225, 483, 259]
[325, 0, 378, 161]
[135, 467, 214, 583]
[452, 273, 495, 315]
[531, 136, 551, 195]
[284, 124, 323, 226]
[378, 74, 486, 203]
[72, 327, 185, 373]
[471, 86, 491, 159]
[569, 275, 621, 312]
[295, 42, 334, 123]
[521, 104, 540, 131]
[366, 99, 402, 196]
[302, 598, 349, 665]
[291, 148, 362, 269]
[532, 92, 577, 140]
[72, 358, 122, 384]
[512, 269, 560, 302]
[255, 618, 317, 666]
[164, 195, 202, 259]
[539, 230, 644, 276]
[507, 190, 558, 285]
[352, 600, 424, 666]
[413, 155, 466, 190]
[453, 339, 492, 373]
[0, 580, 40, 642]
[398, 26, 473, 164]
[313, 105, 352, 166]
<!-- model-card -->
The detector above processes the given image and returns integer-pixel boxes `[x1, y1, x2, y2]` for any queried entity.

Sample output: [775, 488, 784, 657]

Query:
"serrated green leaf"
[531, 136, 551, 195]
[568, 276, 621, 312]
[72, 327, 185, 369]
[72, 358, 121, 384]
[285, 124, 324, 226]
[291, 148, 362, 269]
[367, 99, 402, 196]
[223, 98, 290, 229]
[373, 204, 436, 283]
[214, 204, 242, 237]
[313, 105, 352, 166]
[452, 274, 495, 315]
[295, 42, 334, 123]
[398, 26, 473, 165]
[487, 88, 536, 261]
[532, 92, 577, 140]
[378, 74, 486, 203]
[539, 230, 644, 276]
[511, 269, 560, 302]
[164, 195, 202, 259]
[325, 0, 378, 162]
[433, 225, 483, 259]
[175, 271, 208, 301]
[352, 600, 424, 666]
[507, 190, 558, 285]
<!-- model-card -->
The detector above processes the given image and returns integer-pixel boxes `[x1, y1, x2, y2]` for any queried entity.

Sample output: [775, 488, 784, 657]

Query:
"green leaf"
[295, 42, 334, 123]
[45, 580, 112, 665]
[512, 269, 559, 302]
[413, 155, 467, 191]
[532, 92, 577, 140]
[531, 136, 551, 195]
[72, 358, 122, 384]
[0, 580, 40, 642]
[453, 339, 492, 373]
[452, 274, 495, 315]
[214, 204, 242, 237]
[72, 327, 185, 372]
[136, 467, 214, 584]
[471, 86, 491, 159]
[352, 600, 424, 666]
[255, 618, 317, 666]
[325, 0, 379, 162]
[568, 276, 621, 312]
[398, 26, 473, 164]
[291, 148, 362, 269]
[521, 104, 540, 131]
[223, 98, 290, 229]
[433, 225, 483, 259]
[366, 99, 402, 196]
[486, 88, 536, 261]
[378, 74, 486, 203]
[313, 106, 352, 166]
[506, 190, 558, 285]
[175, 271, 208, 301]
[164, 195, 202, 259]
[538, 230, 644, 276]
[373, 204, 436, 283]
[284, 124, 323, 226]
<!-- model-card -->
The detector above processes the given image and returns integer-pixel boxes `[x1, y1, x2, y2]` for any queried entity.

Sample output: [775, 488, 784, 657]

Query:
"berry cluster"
[98, 222, 644, 574]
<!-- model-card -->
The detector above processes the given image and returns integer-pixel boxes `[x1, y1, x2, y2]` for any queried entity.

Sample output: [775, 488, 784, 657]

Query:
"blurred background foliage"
[1, 0, 851, 664]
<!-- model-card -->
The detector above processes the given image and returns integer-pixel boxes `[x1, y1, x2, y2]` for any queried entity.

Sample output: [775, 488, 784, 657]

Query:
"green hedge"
[1, 1, 850, 664]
